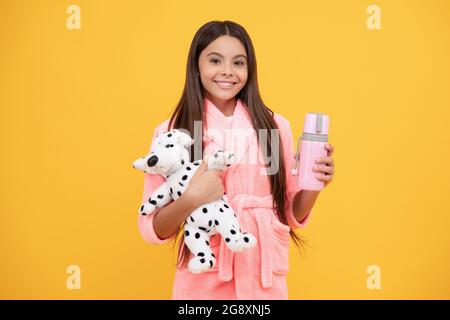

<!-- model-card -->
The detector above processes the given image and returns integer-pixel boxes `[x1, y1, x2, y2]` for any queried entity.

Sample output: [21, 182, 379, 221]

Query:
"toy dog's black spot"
[195, 232, 200, 239]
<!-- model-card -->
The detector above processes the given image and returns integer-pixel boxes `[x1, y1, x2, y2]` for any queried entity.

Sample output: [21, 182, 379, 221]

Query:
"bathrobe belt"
[218, 194, 280, 289]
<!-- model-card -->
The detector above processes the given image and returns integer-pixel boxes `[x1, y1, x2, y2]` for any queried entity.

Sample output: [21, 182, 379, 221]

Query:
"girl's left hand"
[312, 143, 335, 188]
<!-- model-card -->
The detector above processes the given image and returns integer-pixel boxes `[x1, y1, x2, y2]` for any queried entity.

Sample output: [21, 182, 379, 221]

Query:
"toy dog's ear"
[174, 129, 194, 147]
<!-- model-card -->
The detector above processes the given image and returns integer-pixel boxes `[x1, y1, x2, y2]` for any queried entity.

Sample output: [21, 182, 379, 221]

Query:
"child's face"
[198, 35, 248, 103]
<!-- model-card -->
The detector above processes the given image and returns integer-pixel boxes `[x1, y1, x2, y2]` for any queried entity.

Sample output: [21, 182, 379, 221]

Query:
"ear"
[174, 129, 194, 147]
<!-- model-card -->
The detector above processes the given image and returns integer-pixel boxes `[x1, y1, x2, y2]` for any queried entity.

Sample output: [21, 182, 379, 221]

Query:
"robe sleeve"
[277, 114, 313, 230]
[137, 120, 175, 244]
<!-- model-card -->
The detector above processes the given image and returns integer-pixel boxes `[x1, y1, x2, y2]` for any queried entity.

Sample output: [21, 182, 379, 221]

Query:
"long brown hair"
[165, 20, 306, 269]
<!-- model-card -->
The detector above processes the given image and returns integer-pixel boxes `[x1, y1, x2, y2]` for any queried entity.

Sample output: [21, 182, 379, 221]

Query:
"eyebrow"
[206, 52, 247, 60]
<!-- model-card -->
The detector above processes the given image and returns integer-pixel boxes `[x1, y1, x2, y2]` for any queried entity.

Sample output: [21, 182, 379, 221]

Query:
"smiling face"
[198, 35, 248, 104]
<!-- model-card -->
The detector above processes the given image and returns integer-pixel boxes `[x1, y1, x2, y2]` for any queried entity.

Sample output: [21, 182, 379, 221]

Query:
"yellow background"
[1, 0, 449, 299]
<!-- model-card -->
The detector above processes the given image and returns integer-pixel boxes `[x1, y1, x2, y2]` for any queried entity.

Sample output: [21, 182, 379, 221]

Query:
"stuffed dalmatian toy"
[133, 129, 257, 273]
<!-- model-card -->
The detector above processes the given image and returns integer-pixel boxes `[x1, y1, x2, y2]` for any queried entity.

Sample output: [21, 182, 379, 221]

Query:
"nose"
[221, 63, 233, 77]
[147, 155, 158, 167]
[221, 71, 233, 77]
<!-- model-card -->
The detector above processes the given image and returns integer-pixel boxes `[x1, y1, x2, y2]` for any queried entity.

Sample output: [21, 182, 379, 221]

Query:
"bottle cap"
[304, 113, 329, 135]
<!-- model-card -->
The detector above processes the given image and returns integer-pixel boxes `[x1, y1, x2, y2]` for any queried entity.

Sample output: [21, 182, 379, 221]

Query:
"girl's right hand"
[182, 159, 225, 208]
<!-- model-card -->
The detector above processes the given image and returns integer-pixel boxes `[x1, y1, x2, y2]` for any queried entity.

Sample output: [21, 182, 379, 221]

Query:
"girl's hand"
[312, 143, 335, 188]
[182, 160, 225, 208]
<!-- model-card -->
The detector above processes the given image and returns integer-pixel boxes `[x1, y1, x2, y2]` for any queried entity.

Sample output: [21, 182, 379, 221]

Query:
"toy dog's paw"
[139, 202, 156, 216]
[225, 236, 244, 252]
[240, 232, 257, 249]
[225, 232, 257, 252]
[188, 254, 216, 273]
[211, 149, 235, 167]
[227, 243, 244, 253]
[224, 151, 235, 167]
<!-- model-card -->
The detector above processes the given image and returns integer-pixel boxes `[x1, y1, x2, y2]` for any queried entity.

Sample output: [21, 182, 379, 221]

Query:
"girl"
[138, 20, 335, 299]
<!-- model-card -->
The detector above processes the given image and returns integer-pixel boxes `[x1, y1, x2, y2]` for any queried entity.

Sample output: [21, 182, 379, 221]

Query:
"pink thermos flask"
[291, 113, 330, 191]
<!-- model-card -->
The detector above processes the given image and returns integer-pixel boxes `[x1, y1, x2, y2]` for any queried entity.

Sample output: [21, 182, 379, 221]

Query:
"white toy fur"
[133, 129, 257, 273]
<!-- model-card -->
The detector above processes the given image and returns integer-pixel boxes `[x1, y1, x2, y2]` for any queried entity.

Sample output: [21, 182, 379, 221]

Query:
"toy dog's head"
[133, 129, 194, 176]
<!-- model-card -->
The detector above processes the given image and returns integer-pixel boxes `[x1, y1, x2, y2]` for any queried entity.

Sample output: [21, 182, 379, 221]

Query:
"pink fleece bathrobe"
[138, 97, 312, 299]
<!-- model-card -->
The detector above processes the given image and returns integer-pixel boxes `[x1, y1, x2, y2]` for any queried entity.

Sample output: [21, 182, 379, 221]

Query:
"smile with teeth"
[214, 80, 237, 89]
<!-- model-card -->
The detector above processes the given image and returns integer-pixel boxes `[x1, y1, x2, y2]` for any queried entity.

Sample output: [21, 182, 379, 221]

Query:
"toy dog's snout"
[132, 157, 146, 171]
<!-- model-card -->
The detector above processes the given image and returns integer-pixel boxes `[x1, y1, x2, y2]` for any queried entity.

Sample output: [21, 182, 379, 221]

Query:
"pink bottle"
[291, 113, 330, 191]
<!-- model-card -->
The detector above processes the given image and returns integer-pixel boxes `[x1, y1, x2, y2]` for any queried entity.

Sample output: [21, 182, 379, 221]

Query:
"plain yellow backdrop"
[1, 0, 449, 299]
